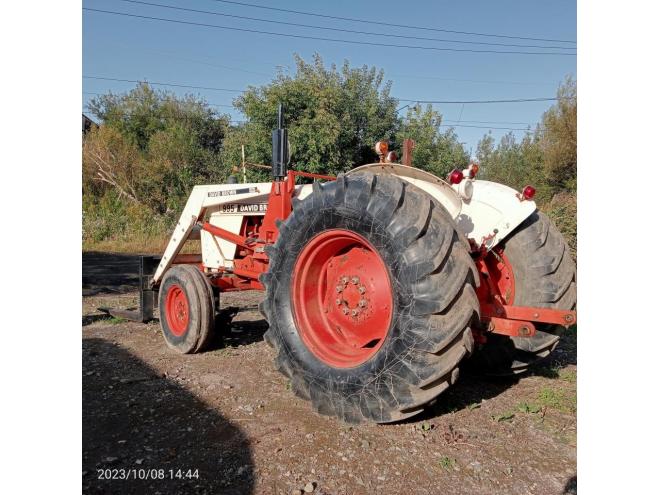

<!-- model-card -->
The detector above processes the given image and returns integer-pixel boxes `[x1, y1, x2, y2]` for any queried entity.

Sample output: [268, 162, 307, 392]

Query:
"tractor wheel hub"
[291, 230, 393, 368]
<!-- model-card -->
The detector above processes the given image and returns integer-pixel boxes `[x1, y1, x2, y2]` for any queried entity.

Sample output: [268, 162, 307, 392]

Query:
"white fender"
[455, 180, 536, 250]
[347, 163, 535, 251]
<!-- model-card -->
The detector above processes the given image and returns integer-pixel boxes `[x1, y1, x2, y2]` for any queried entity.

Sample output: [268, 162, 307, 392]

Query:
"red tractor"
[112, 106, 576, 423]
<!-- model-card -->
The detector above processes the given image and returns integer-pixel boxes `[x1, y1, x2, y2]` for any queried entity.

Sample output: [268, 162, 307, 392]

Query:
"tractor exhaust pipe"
[271, 103, 289, 181]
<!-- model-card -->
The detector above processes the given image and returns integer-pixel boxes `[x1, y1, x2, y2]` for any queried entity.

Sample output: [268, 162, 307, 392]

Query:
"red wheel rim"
[479, 247, 516, 304]
[165, 284, 189, 336]
[291, 229, 393, 368]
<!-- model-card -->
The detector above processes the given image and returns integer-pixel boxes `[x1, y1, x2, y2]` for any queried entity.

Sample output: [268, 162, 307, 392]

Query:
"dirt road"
[82, 253, 577, 495]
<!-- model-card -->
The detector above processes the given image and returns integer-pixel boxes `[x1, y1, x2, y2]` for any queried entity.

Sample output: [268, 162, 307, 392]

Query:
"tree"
[395, 104, 469, 177]
[84, 84, 231, 213]
[221, 54, 399, 177]
[475, 77, 577, 204]
[477, 131, 552, 203]
[539, 76, 577, 193]
[474, 77, 577, 253]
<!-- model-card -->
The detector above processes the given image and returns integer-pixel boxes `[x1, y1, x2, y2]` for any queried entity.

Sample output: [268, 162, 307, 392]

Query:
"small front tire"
[158, 265, 214, 354]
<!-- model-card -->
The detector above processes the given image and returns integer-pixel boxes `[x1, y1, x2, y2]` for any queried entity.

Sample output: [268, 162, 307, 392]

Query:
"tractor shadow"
[83, 338, 255, 494]
[205, 308, 269, 350]
[83, 252, 144, 296]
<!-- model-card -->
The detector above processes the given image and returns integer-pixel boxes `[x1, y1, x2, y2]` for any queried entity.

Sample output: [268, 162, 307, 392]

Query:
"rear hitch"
[480, 302, 577, 338]
[98, 255, 161, 323]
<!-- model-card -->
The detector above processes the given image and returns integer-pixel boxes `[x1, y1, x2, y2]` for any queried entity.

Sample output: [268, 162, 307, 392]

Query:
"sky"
[82, 0, 576, 155]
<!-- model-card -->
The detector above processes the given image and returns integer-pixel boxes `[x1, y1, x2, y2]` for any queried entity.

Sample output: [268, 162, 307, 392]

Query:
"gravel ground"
[82, 254, 577, 495]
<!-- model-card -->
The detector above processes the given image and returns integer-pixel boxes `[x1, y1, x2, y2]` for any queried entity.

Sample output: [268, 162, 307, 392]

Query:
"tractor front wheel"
[260, 173, 480, 423]
[158, 265, 215, 354]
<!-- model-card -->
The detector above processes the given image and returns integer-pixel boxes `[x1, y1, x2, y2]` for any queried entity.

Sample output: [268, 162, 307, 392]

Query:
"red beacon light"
[468, 163, 479, 178]
[448, 169, 464, 185]
[521, 185, 536, 200]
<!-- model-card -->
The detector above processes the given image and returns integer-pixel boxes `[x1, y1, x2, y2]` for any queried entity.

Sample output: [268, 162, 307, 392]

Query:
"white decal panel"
[219, 203, 268, 214]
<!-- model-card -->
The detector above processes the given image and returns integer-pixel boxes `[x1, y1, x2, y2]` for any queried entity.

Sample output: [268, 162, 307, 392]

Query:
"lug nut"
[358, 286, 366, 294]
[351, 277, 359, 285]
[341, 276, 349, 284]
[351, 309, 359, 317]
[336, 298, 342, 305]
[336, 285, 343, 293]
[358, 299, 367, 308]
[342, 307, 349, 315]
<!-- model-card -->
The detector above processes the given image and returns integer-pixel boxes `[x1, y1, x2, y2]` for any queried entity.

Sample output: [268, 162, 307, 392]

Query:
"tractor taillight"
[522, 185, 536, 200]
[468, 163, 479, 178]
[449, 169, 464, 185]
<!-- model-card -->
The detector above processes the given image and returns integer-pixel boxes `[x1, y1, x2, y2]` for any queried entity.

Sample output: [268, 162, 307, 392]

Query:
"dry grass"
[83, 237, 201, 255]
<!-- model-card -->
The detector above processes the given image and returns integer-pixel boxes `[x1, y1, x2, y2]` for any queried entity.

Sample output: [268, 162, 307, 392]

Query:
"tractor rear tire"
[260, 173, 480, 423]
[471, 211, 576, 374]
[158, 265, 214, 354]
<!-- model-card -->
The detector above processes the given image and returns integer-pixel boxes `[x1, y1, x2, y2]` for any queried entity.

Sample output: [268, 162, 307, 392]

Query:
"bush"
[542, 192, 577, 259]
[83, 190, 176, 252]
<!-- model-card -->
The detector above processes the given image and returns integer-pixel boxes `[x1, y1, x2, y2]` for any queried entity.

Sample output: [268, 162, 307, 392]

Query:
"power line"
[82, 104, 538, 131]
[83, 90, 235, 107]
[399, 97, 562, 104]
[114, 0, 574, 51]
[84, 76, 562, 105]
[439, 124, 533, 131]
[92, 44, 560, 88]
[443, 119, 532, 125]
[83, 8, 576, 56]
[81, 97, 536, 124]
[208, 0, 577, 44]
[390, 74, 555, 86]
[83, 75, 243, 92]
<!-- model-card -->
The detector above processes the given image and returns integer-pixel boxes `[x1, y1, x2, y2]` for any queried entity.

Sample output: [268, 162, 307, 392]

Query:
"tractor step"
[98, 255, 161, 323]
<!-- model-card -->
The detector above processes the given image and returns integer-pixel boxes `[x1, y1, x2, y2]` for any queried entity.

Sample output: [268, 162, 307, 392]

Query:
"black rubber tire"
[470, 211, 576, 374]
[158, 265, 214, 354]
[260, 172, 480, 423]
[188, 266, 217, 352]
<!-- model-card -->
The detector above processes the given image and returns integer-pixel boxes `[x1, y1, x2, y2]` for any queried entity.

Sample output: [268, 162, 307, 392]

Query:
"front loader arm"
[151, 185, 208, 285]
[151, 183, 271, 285]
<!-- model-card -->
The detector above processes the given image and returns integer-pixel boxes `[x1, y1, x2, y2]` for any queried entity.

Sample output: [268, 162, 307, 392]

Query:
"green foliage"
[540, 76, 577, 193]
[517, 401, 542, 414]
[84, 84, 231, 215]
[477, 77, 576, 200]
[395, 105, 469, 177]
[82, 57, 577, 254]
[438, 456, 456, 471]
[476, 77, 577, 252]
[83, 84, 232, 246]
[537, 387, 577, 413]
[221, 54, 399, 176]
[543, 191, 577, 259]
[82, 189, 175, 246]
[491, 412, 515, 422]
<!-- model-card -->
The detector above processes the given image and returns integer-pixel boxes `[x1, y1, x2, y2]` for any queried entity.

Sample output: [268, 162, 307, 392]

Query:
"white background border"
[2, 1, 660, 492]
